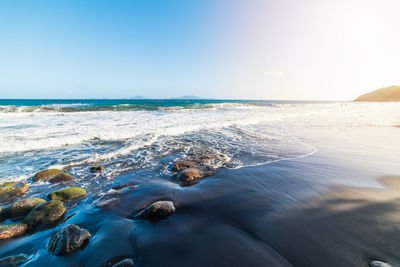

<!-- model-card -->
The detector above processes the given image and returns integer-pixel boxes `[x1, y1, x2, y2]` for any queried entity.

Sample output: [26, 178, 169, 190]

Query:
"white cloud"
[263, 71, 283, 78]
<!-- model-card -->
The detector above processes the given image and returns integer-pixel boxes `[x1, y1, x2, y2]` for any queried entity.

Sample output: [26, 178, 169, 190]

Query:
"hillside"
[354, 86, 400, 102]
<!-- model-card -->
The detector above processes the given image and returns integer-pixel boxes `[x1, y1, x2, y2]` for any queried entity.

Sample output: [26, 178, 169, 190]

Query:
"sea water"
[0, 99, 399, 185]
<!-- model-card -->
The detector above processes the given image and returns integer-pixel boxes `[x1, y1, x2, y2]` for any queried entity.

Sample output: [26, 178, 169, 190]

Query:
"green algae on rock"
[24, 200, 66, 227]
[47, 187, 86, 202]
[33, 169, 75, 183]
[0, 224, 28, 239]
[0, 182, 29, 202]
[4, 198, 47, 219]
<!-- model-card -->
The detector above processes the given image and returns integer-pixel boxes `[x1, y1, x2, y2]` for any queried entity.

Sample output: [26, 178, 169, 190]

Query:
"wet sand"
[264, 176, 400, 266]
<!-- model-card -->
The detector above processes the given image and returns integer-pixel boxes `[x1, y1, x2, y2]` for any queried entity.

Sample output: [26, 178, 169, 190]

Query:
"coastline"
[0, 102, 399, 266]
[1, 148, 399, 266]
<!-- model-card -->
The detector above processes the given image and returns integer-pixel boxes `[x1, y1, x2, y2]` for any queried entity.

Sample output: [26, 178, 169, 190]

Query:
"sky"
[0, 0, 399, 100]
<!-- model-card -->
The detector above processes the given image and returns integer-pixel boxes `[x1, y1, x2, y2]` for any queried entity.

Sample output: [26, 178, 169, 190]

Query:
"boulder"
[24, 200, 66, 227]
[177, 168, 203, 185]
[0, 182, 29, 202]
[171, 156, 216, 186]
[171, 158, 199, 172]
[47, 187, 86, 202]
[0, 253, 29, 266]
[90, 166, 105, 173]
[130, 201, 175, 220]
[370, 261, 392, 267]
[0, 224, 28, 239]
[47, 224, 91, 256]
[33, 169, 74, 183]
[3, 198, 46, 219]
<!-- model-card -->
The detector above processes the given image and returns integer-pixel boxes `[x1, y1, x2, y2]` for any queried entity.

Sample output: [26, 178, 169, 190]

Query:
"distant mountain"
[354, 86, 400, 102]
[129, 95, 146, 99]
[171, 95, 202, 100]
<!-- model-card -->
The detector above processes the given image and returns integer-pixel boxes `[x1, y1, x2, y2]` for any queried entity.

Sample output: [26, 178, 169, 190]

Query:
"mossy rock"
[4, 198, 47, 219]
[0, 223, 28, 239]
[47, 187, 86, 202]
[23, 200, 66, 227]
[90, 166, 105, 173]
[33, 169, 75, 183]
[0, 182, 29, 202]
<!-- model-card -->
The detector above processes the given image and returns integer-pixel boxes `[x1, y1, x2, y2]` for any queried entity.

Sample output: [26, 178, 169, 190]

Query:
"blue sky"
[1, 0, 400, 100]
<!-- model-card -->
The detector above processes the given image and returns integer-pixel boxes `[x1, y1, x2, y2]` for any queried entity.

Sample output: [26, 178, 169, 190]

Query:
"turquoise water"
[0, 99, 329, 112]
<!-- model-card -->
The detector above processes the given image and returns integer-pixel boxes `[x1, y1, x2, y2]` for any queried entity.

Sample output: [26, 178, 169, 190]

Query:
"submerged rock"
[131, 201, 175, 220]
[111, 258, 135, 267]
[33, 169, 74, 183]
[101, 256, 135, 267]
[47, 224, 91, 256]
[90, 166, 105, 173]
[3, 198, 46, 219]
[24, 200, 66, 227]
[47, 187, 86, 202]
[370, 261, 392, 267]
[0, 182, 29, 202]
[111, 183, 137, 191]
[0, 224, 28, 239]
[0, 253, 29, 266]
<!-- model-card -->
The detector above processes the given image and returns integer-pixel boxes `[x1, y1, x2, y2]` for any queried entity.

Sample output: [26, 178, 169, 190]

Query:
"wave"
[1, 102, 400, 184]
[0, 102, 268, 113]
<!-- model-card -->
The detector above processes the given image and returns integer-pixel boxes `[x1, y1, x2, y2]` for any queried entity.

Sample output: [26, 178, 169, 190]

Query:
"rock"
[171, 156, 216, 186]
[0, 224, 28, 239]
[47, 224, 91, 256]
[111, 258, 134, 267]
[101, 257, 135, 267]
[370, 261, 392, 267]
[177, 168, 203, 185]
[90, 166, 105, 173]
[0, 253, 29, 266]
[111, 183, 137, 190]
[0, 182, 29, 202]
[47, 187, 86, 202]
[33, 169, 74, 183]
[131, 201, 175, 220]
[94, 197, 119, 209]
[171, 158, 199, 172]
[24, 200, 66, 227]
[3, 198, 46, 219]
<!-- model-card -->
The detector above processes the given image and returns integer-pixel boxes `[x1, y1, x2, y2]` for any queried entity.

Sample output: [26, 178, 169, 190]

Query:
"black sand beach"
[2, 141, 400, 266]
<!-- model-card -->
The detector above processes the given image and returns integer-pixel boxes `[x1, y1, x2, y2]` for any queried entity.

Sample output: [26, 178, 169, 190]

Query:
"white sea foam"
[1, 102, 400, 183]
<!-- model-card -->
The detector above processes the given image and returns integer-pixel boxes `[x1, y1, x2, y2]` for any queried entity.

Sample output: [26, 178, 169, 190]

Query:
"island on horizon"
[354, 86, 400, 102]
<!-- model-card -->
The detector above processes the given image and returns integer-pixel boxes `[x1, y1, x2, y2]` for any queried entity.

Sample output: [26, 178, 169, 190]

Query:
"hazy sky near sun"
[1, 0, 399, 100]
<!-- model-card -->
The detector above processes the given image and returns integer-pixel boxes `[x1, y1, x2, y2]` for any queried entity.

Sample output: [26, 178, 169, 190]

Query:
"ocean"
[1, 99, 400, 266]
[0, 99, 326, 183]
